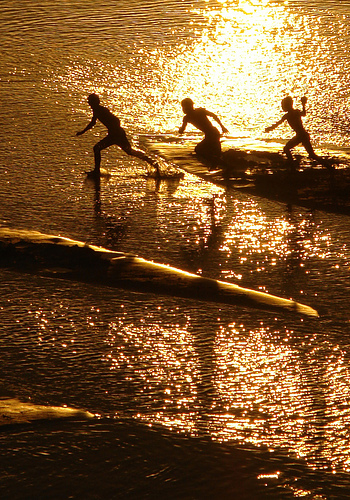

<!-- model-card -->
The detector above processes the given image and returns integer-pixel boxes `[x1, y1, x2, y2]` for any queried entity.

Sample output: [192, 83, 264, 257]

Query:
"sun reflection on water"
[60, 0, 294, 135]
[4, 247, 350, 476]
[47, 0, 350, 147]
[220, 203, 332, 264]
[103, 318, 199, 413]
[110, 313, 350, 472]
[22, 0, 350, 480]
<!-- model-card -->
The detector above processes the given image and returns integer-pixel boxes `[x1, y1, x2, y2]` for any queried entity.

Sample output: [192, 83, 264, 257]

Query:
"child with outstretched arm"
[77, 94, 160, 177]
[179, 98, 228, 159]
[265, 96, 331, 169]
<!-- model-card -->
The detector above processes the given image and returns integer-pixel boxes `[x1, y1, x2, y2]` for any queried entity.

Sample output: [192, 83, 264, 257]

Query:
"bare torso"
[284, 109, 306, 136]
[184, 108, 219, 136]
[93, 105, 121, 132]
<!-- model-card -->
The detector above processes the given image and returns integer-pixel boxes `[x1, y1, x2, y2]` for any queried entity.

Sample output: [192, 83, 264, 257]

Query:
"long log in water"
[0, 398, 94, 426]
[0, 228, 318, 317]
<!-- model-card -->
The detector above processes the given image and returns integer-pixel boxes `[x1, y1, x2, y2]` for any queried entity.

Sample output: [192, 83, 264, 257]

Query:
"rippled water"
[1, 1, 350, 498]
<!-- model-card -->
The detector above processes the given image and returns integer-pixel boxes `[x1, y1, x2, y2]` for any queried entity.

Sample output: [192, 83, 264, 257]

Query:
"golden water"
[1, 1, 350, 498]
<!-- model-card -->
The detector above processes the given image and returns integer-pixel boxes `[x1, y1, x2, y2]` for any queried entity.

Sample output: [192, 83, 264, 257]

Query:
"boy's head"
[88, 93, 100, 108]
[181, 98, 194, 114]
[281, 96, 293, 112]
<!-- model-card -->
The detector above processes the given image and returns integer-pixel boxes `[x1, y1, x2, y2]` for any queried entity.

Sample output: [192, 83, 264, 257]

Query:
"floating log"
[0, 398, 94, 426]
[0, 228, 318, 317]
[145, 137, 350, 215]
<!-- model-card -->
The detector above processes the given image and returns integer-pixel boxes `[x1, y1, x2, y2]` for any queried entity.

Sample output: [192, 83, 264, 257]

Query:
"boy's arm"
[300, 96, 307, 117]
[76, 116, 97, 136]
[178, 116, 188, 134]
[265, 115, 286, 133]
[206, 110, 229, 133]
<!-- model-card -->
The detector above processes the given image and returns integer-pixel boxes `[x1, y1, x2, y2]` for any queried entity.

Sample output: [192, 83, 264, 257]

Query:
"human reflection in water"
[265, 96, 332, 170]
[188, 314, 218, 418]
[146, 173, 182, 196]
[179, 194, 227, 276]
[76, 93, 160, 177]
[281, 210, 314, 298]
[92, 173, 101, 215]
[85, 173, 127, 247]
[178, 98, 228, 163]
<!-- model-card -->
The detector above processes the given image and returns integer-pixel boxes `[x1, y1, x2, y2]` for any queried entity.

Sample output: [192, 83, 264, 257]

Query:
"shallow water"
[1, 0, 350, 498]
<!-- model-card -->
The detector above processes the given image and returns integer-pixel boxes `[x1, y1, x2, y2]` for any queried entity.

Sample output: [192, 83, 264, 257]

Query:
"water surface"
[1, 1, 350, 498]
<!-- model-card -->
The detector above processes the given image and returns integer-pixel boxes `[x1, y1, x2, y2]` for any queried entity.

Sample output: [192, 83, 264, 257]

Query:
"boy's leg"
[283, 136, 301, 162]
[301, 134, 322, 161]
[93, 136, 114, 175]
[124, 146, 160, 174]
[195, 136, 221, 158]
[194, 138, 207, 156]
[302, 135, 334, 170]
[118, 132, 160, 175]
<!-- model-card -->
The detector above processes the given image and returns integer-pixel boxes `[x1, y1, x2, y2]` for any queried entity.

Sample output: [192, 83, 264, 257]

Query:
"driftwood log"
[0, 228, 318, 317]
